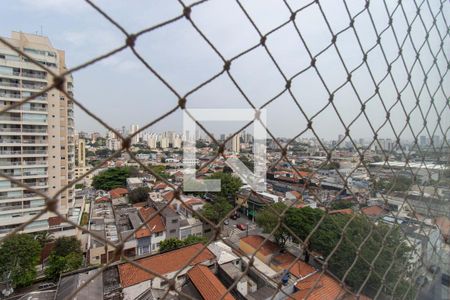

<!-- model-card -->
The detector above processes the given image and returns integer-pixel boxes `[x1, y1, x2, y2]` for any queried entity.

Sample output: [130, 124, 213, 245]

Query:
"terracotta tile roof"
[187, 265, 235, 300]
[135, 207, 165, 238]
[240, 235, 279, 256]
[48, 216, 64, 226]
[435, 216, 450, 237]
[118, 243, 215, 288]
[185, 198, 204, 206]
[293, 273, 347, 300]
[162, 190, 174, 201]
[95, 196, 110, 203]
[154, 182, 168, 190]
[329, 208, 353, 215]
[109, 187, 128, 199]
[272, 252, 316, 278]
[361, 205, 387, 217]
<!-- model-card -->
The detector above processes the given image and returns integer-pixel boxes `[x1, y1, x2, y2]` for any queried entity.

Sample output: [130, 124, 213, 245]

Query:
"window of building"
[171, 219, 178, 223]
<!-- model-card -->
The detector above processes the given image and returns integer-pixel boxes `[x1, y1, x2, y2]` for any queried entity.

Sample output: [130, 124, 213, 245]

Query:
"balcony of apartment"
[0, 113, 21, 124]
[21, 80, 47, 91]
[0, 202, 30, 213]
[21, 69, 47, 80]
[0, 148, 22, 157]
[21, 148, 48, 157]
[24, 180, 48, 190]
[0, 181, 22, 192]
[0, 67, 21, 79]
[21, 169, 47, 179]
[0, 137, 22, 145]
[0, 127, 21, 134]
[0, 159, 21, 169]
[22, 126, 47, 135]
[23, 159, 47, 167]
[0, 89, 21, 99]
[0, 78, 20, 89]
[22, 137, 47, 146]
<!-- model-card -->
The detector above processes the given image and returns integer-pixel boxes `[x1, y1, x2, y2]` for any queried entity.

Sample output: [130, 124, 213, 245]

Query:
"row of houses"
[57, 234, 372, 300]
[86, 186, 213, 265]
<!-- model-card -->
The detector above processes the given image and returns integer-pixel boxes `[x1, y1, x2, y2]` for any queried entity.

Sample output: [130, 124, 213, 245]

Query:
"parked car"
[38, 283, 57, 290]
[236, 223, 247, 231]
[230, 213, 240, 220]
[223, 219, 229, 225]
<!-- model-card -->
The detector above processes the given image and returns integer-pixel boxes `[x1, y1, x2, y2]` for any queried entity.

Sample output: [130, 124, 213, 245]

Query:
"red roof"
[95, 196, 110, 203]
[162, 190, 175, 201]
[361, 205, 387, 217]
[109, 187, 128, 199]
[118, 243, 215, 288]
[273, 252, 316, 278]
[293, 273, 347, 300]
[185, 198, 204, 206]
[240, 235, 279, 256]
[135, 207, 165, 238]
[154, 182, 168, 190]
[187, 265, 235, 300]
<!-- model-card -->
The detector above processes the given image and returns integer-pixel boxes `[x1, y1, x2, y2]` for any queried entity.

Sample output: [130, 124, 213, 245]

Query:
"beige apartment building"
[0, 32, 75, 236]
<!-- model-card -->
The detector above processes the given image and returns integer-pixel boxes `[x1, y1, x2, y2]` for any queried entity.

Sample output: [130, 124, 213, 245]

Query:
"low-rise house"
[109, 187, 129, 199]
[87, 201, 119, 265]
[136, 206, 166, 255]
[361, 205, 389, 219]
[118, 243, 216, 300]
[185, 264, 235, 300]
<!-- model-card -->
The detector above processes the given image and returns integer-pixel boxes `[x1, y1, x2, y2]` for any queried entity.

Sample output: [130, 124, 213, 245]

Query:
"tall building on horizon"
[0, 32, 75, 236]
[130, 124, 140, 144]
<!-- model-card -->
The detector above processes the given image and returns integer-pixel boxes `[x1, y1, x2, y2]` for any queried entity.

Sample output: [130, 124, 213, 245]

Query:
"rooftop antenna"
[40, 25, 43, 36]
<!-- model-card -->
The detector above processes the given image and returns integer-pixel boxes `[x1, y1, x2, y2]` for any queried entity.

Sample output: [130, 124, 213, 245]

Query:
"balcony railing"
[0, 81, 20, 88]
[0, 128, 21, 132]
[0, 117, 21, 122]
[21, 72, 46, 79]
[0, 151, 21, 155]
[0, 93, 20, 98]
[22, 128, 47, 133]
[22, 150, 47, 155]
[0, 139, 21, 144]
[0, 161, 21, 166]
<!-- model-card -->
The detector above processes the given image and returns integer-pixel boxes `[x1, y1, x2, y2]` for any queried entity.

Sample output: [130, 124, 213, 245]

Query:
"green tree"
[200, 197, 233, 224]
[45, 237, 83, 281]
[256, 203, 289, 249]
[283, 207, 413, 297]
[320, 161, 341, 170]
[209, 172, 243, 199]
[159, 236, 207, 253]
[159, 238, 185, 252]
[183, 235, 207, 246]
[45, 252, 83, 281]
[0, 234, 41, 287]
[375, 176, 412, 192]
[53, 236, 82, 257]
[128, 187, 150, 204]
[148, 165, 171, 179]
[92, 167, 138, 190]
[34, 231, 55, 247]
[330, 199, 354, 210]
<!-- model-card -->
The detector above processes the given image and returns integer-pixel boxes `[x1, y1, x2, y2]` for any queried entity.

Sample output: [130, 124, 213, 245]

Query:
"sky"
[1, 0, 448, 142]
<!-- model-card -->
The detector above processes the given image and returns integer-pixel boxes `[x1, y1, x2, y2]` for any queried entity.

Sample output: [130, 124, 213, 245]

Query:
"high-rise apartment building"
[0, 32, 75, 236]
[130, 124, 140, 144]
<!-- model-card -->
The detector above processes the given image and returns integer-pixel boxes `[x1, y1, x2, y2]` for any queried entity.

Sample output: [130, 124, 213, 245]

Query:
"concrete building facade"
[0, 32, 75, 236]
